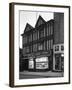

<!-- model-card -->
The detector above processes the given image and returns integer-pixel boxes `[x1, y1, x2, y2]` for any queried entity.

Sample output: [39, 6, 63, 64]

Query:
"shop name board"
[53, 44, 64, 53]
[36, 57, 48, 62]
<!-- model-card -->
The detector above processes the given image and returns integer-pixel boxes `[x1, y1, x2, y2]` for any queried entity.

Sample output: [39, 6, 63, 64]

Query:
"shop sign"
[36, 57, 48, 62]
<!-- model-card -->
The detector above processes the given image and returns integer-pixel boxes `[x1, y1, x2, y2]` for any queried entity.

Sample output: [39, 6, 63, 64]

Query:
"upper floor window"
[29, 34, 32, 42]
[47, 24, 49, 36]
[50, 39, 53, 49]
[33, 31, 37, 41]
[39, 30, 44, 38]
[50, 24, 53, 35]
[23, 36, 27, 44]
[33, 44, 37, 52]
[55, 46, 59, 51]
[61, 45, 64, 51]
[26, 46, 30, 53]
[30, 45, 32, 53]
[38, 42, 44, 51]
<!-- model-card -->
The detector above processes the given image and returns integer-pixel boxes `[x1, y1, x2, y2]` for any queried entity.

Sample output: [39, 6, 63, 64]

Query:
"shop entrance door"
[55, 54, 63, 71]
[24, 59, 28, 70]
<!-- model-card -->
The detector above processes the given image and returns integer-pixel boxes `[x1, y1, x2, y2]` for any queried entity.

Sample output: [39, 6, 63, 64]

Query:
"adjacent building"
[53, 13, 64, 71]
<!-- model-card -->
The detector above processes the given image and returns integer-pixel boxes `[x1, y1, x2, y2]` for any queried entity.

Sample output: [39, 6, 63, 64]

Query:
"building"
[21, 16, 54, 71]
[53, 13, 64, 72]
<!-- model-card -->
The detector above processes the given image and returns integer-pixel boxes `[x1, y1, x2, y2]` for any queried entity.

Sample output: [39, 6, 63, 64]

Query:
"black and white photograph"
[19, 11, 64, 79]
[9, 3, 70, 87]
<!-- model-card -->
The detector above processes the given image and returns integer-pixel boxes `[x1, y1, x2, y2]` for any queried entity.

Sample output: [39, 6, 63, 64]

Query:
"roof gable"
[24, 23, 33, 32]
[35, 15, 46, 27]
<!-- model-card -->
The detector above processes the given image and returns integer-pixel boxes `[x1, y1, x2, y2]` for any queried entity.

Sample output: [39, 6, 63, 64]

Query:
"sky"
[20, 11, 54, 48]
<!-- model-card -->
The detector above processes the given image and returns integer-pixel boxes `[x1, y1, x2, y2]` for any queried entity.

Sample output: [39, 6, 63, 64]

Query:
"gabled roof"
[35, 15, 46, 27]
[21, 23, 33, 36]
[24, 23, 33, 32]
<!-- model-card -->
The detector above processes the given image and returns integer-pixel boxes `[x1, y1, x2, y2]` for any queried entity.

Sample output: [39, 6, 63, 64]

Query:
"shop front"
[53, 44, 64, 72]
[35, 57, 49, 71]
[28, 50, 53, 72]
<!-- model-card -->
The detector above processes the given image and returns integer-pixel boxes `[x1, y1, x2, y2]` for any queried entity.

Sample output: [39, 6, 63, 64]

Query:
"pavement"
[19, 71, 64, 79]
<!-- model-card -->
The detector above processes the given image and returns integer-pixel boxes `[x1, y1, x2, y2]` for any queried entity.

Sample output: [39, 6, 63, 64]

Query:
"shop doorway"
[55, 54, 64, 71]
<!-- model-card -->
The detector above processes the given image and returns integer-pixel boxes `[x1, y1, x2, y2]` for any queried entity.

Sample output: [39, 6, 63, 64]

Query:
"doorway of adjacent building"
[55, 54, 64, 71]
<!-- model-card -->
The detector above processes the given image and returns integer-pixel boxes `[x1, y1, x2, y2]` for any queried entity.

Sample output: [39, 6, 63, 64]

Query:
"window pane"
[23, 47, 26, 54]
[49, 40, 50, 50]
[51, 39, 53, 49]
[61, 45, 64, 51]
[47, 40, 49, 50]
[47, 24, 49, 36]
[38, 43, 43, 50]
[51, 24, 53, 35]
[40, 30, 44, 38]
[33, 44, 37, 52]
[29, 34, 32, 42]
[23, 36, 27, 44]
[44, 27, 45, 37]
[33, 32, 37, 40]
[26, 47, 29, 53]
[49, 24, 50, 36]
[44, 41, 46, 50]
[30, 45, 32, 53]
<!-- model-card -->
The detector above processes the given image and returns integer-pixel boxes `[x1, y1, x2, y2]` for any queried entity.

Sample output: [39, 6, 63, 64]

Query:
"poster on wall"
[9, 2, 70, 87]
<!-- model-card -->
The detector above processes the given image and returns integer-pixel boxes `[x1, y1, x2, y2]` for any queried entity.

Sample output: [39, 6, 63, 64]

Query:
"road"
[19, 71, 64, 79]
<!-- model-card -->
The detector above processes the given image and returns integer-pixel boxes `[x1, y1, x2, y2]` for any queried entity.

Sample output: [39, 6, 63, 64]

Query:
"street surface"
[19, 71, 64, 79]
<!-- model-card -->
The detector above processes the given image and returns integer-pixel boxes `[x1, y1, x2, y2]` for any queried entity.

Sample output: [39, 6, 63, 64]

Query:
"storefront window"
[29, 58, 34, 69]
[36, 57, 49, 69]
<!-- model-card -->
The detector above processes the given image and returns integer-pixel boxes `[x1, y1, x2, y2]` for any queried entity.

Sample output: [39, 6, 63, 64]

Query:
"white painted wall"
[0, 0, 72, 89]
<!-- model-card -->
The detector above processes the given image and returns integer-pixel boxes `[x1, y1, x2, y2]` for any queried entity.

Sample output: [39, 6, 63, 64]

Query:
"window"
[47, 24, 49, 36]
[33, 31, 37, 41]
[44, 27, 46, 37]
[40, 30, 44, 38]
[38, 43, 43, 51]
[51, 24, 53, 35]
[23, 47, 26, 54]
[23, 36, 27, 44]
[38, 31, 39, 39]
[33, 44, 37, 52]
[44, 41, 46, 50]
[61, 45, 64, 51]
[51, 39, 53, 49]
[49, 24, 51, 36]
[29, 34, 32, 42]
[49, 40, 51, 50]
[26, 47, 29, 53]
[47, 40, 49, 50]
[30, 45, 32, 53]
[55, 46, 59, 51]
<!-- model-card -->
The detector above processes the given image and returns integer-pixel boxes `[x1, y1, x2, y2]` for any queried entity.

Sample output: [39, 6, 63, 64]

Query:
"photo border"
[9, 2, 70, 87]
